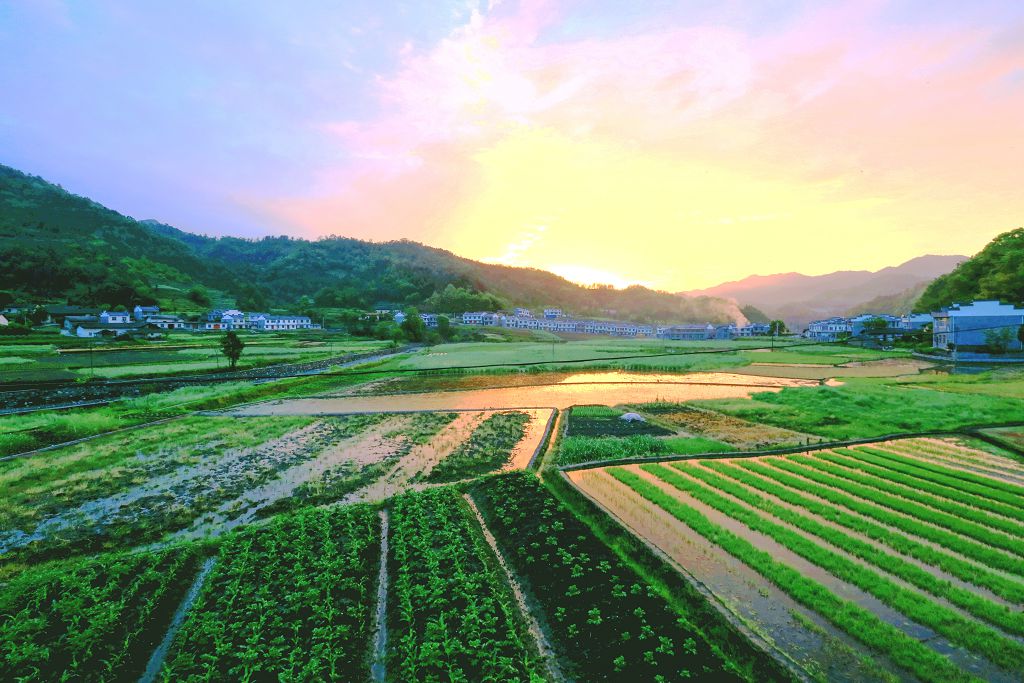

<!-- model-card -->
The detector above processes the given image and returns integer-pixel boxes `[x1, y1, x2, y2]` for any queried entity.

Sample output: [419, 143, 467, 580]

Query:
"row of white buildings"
[453, 310, 773, 340]
[59, 305, 319, 338]
[804, 313, 934, 343]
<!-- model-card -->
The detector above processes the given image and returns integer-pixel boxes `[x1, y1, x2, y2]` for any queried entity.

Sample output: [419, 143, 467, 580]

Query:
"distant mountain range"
[0, 164, 744, 324]
[684, 255, 966, 328]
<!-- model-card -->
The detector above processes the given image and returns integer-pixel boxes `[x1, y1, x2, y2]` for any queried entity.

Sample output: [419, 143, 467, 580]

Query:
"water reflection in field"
[230, 372, 811, 415]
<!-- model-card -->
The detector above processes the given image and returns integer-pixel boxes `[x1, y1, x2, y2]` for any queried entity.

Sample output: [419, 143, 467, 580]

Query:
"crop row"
[161, 505, 380, 681]
[0, 545, 201, 681]
[425, 411, 529, 482]
[674, 463, 1024, 638]
[741, 460, 1024, 576]
[837, 447, 1024, 521]
[471, 471, 745, 681]
[608, 467, 972, 683]
[388, 487, 542, 681]
[792, 453, 1024, 538]
[771, 458, 1024, 558]
[855, 446, 1024, 506]
[648, 464, 1024, 672]
[703, 461, 1024, 603]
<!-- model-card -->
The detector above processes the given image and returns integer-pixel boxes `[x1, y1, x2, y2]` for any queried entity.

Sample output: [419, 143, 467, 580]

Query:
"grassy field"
[695, 374, 1024, 440]
[575, 437, 1024, 682]
[0, 332, 391, 381]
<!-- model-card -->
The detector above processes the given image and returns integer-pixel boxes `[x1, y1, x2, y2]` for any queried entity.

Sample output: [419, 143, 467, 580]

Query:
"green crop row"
[807, 452, 1024, 537]
[388, 488, 542, 681]
[608, 468, 974, 683]
[773, 459, 1023, 558]
[844, 447, 1024, 516]
[471, 471, 745, 682]
[828, 448, 1024, 523]
[855, 446, 1024, 500]
[161, 505, 380, 681]
[425, 411, 530, 482]
[704, 461, 1024, 604]
[648, 464, 1024, 673]
[741, 461, 1024, 576]
[0, 545, 201, 681]
[676, 463, 1024, 637]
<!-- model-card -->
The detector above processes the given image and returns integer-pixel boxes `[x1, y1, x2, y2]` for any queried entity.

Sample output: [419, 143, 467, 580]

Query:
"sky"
[1, 1, 1021, 291]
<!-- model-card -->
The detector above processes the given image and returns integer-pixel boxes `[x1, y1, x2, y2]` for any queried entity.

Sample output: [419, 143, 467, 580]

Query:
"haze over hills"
[0, 164, 745, 324]
[685, 255, 966, 328]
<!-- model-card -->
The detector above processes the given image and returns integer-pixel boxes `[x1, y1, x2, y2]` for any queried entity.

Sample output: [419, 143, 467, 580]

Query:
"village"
[1, 298, 1022, 357]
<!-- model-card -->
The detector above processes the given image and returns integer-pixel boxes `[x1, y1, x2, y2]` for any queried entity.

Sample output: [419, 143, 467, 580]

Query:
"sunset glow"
[2, 1, 1021, 289]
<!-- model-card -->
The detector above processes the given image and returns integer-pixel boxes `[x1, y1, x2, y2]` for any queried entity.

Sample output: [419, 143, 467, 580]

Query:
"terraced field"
[569, 437, 1024, 683]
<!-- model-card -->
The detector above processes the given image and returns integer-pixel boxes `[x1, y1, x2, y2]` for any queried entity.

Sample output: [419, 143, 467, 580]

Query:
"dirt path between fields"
[463, 493, 566, 682]
[371, 510, 389, 683]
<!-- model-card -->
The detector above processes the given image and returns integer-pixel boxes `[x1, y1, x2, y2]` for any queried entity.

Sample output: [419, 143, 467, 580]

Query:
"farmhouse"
[132, 305, 160, 320]
[658, 324, 715, 341]
[251, 314, 315, 331]
[145, 314, 186, 330]
[899, 313, 933, 330]
[736, 322, 771, 337]
[71, 320, 148, 338]
[932, 301, 1024, 352]
[806, 317, 852, 342]
[543, 308, 563, 319]
[0, 314, 8, 326]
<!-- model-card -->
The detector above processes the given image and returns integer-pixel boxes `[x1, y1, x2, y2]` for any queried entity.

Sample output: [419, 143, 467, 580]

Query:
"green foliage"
[399, 308, 428, 343]
[218, 331, 245, 369]
[426, 411, 529, 482]
[740, 305, 769, 323]
[162, 505, 379, 680]
[0, 164, 745, 321]
[0, 545, 202, 681]
[471, 472, 743, 681]
[388, 488, 542, 681]
[566, 405, 672, 437]
[768, 319, 787, 335]
[558, 434, 670, 465]
[610, 468, 974, 683]
[917, 227, 1024, 311]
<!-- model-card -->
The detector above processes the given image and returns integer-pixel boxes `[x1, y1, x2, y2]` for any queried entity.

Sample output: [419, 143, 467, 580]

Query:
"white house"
[99, 311, 131, 324]
[514, 307, 534, 318]
[543, 307, 563, 319]
[899, 313, 933, 330]
[462, 311, 500, 326]
[73, 321, 147, 338]
[145, 314, 186, 330]
[250, 314, 315, 331]
[393, 311, 407, 325]
[806, 317, 852, 342]
[932, 301, 1024, 352]
[0, 314, 8, 327]
[658, 324, 715, 341]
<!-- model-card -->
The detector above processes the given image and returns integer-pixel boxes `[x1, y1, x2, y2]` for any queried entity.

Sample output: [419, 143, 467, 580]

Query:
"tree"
[436, 315, 452, 341]
[220, 331, 245, 369]
[983, 327, 1013, 355]
[768, 320, 787, 336]
[186, 286, 211, 308]
[400, 308, 427, 342]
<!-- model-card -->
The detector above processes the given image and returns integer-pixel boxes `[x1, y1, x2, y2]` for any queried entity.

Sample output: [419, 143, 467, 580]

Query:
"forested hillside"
[0, 164, 744, 323]
[915, 228, 1024, 311]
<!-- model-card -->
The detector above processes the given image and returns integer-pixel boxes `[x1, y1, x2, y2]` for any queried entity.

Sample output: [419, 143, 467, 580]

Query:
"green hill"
[0, 164, 744, 324]
[915, 228, 1024, 311]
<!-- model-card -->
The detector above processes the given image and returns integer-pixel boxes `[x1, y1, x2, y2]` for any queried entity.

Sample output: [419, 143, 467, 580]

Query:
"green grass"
[662, 436, 734, 454]
[558, 434, 670, 465]
[695, 376, 1024, 440]
[609, 467, 975, 683]
[705, 461, 1024, 603]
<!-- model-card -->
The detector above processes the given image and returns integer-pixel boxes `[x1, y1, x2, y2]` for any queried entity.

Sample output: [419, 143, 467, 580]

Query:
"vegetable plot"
[425, 411, 530, 482]
[161, 505, 380, 681]
[0, 545, 202, 681]
[387, 487, 542, 681]
[566, 405, 672, 437]
[471, 472, 746, 682]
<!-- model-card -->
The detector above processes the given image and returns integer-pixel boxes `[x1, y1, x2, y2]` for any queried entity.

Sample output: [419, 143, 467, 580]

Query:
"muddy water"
[568, 468, 911, 683]
[342, 412, 487, 503]
[230, 373, 807, 416]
